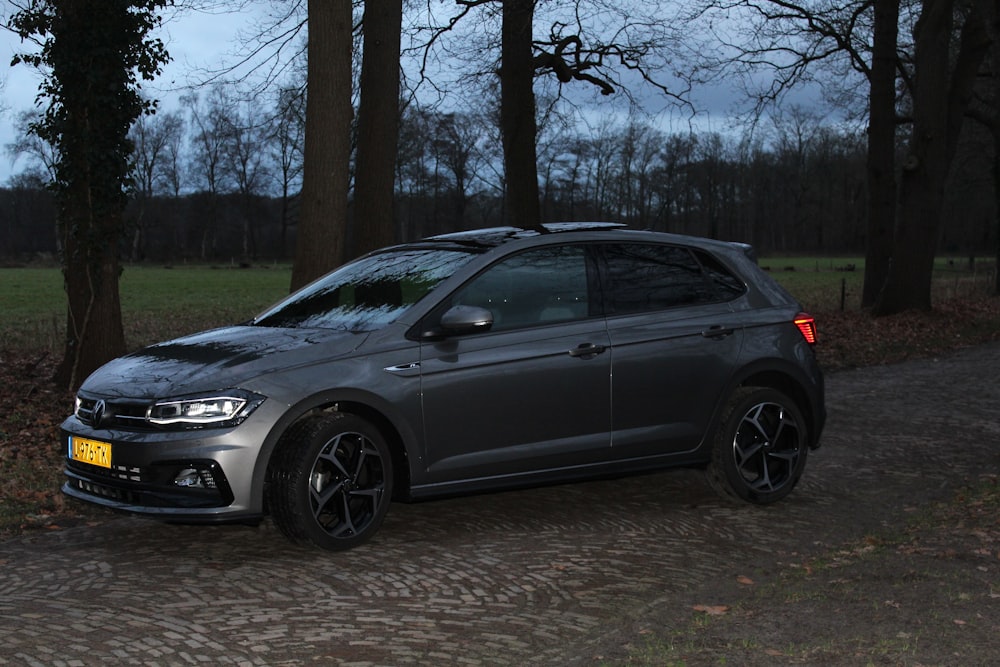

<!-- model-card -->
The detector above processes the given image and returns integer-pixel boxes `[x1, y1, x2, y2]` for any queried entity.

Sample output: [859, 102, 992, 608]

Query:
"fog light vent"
[173, 465, 218, 489]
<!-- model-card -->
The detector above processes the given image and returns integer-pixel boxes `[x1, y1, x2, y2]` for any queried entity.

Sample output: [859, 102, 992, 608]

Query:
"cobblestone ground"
[2, 343, 998, 666]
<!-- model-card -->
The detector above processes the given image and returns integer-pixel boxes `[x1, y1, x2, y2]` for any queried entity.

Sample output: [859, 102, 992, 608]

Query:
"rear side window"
[694, 249, 746, 300]
[603, 243, 743, 315]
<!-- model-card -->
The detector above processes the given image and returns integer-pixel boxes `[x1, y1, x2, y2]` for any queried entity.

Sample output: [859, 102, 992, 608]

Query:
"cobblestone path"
[2, 343, 998, 666]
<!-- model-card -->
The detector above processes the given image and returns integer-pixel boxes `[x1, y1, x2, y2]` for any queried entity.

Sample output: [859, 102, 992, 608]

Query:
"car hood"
[79, 325, 369, 399]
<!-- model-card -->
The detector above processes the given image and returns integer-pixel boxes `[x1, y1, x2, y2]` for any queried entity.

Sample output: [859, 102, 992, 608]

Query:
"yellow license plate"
[70, 436, 112, 469]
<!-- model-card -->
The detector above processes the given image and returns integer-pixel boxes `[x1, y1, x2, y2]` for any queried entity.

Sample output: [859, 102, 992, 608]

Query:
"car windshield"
[253, 247, 479, 331]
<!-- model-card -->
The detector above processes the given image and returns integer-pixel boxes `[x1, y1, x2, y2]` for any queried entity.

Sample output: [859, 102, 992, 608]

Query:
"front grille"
[76, 397, 151, 430]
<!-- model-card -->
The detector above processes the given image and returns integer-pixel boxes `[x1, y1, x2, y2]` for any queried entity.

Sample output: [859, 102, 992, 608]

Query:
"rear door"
[600, 243, 746, 458]
[417, 243, 612, 485]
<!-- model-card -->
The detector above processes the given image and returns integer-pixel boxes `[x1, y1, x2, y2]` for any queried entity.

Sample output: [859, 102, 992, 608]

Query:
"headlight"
[147, 390, 265, 428]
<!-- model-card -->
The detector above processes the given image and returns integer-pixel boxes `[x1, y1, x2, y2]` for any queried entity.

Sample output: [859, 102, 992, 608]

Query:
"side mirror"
[434, 305, 494, 337]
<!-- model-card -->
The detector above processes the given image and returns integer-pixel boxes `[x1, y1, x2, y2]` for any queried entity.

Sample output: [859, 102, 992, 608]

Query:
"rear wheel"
[268, 413, 393, 550]
[707, 387, 808, 504]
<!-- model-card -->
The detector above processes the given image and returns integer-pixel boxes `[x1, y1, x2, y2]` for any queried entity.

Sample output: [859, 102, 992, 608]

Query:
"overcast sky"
[0, 4, 835, 186]
[0, 6, 265, 183]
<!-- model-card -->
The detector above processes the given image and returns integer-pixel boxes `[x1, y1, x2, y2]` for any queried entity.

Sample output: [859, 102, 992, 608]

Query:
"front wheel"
[267, 413, 394, 550]
[707, 387, 808, 504]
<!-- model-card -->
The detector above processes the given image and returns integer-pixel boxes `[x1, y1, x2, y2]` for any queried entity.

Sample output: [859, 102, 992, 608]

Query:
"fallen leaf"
[693, 604, 729, 616]
[737, 575, 754, 586]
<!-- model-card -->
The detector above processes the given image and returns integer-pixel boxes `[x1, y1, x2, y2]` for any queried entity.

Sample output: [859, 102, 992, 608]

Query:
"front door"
[418, 244, 612, 484]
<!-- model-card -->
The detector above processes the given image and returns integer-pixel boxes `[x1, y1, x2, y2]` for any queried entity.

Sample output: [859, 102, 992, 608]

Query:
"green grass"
[1, 256, 996, 352]
[758, 254, 996, 311]
[1, 264, 292, 352]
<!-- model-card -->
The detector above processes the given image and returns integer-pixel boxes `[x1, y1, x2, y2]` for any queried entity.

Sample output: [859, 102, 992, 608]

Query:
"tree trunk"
[291, 0, 354, 291]
[874, 0, 991, 315]
[353, 0, 403, 255]
[500, 0, 544, 231]
[994, 131, 1000, 294]
[861, 0, 899, 309]
[48, 0, 140, 389]
[54, 189, 127, 390]
[992, 1, 1000, 296]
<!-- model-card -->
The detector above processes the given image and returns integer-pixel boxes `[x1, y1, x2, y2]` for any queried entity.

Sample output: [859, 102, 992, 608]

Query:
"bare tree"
[416, 0, 693, 231]
[184, 87, 234, 259]
[128, 109, 184, 260]
[500, 0, 544, 230]
[966, 0, 1000, 295]
[862, 0, 899, 307]
[873, 0, 992, 314]
[221, 100, 273, 262]
[434, 112, 486, 229]
[0, 74, 8, 118]
[395, 105, 435, 239]
[687, 0, 994, 313]
[353, 0, 403, 255]
[291, 0, 354, 290]
[160, 111, 187, 198]
[270, 85, 305, 256]
[6, 110, 59, 184]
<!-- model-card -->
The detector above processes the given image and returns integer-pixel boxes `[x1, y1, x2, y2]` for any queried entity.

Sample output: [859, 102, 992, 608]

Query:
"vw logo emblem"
[92, 399, 107, 427]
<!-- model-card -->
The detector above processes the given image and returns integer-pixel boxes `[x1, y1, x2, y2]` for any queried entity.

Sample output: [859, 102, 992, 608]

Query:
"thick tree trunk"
[55, 214, 126, 390]
[500, 0, 544, 231]
[992, 3, 1000, 296]
[291, 0, 353, 291]
[874, 0, 991, 315]
[861, 0, 899, 309]
[353, 0, 403, 255]
[49, 0, 135, 389]
[994, 132, 1000, 295]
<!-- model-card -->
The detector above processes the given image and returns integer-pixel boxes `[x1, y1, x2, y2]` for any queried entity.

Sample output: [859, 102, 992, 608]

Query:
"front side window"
[604, 243, 739, 315]
[452, 244, 592, 331]
[254, 248, 479, 331]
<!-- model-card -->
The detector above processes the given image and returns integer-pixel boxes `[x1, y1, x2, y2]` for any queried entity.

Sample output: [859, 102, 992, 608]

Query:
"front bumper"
[58, 411, 274, 523]
[63, 457, 235, 512]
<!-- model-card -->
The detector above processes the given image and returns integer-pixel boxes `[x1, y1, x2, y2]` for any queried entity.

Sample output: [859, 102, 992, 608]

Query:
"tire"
[267, 413, 394, 551]
[706, 387, 808, 505]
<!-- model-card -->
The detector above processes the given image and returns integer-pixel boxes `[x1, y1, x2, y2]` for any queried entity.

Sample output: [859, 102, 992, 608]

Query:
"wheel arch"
[725, 359, 825, 449]
[254, 389, 418, 514]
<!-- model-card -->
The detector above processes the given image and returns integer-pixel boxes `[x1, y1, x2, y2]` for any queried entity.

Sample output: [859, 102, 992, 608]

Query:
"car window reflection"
[452, 245, 591, 331]
[254, 249, 478, 331]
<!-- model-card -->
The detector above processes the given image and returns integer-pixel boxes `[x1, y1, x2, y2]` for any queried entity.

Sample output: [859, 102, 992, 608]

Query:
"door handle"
[568, 343, 607, 359]
[701, 325, 735, 339]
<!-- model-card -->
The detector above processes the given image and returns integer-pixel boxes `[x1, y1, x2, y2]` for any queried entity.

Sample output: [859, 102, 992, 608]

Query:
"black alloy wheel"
[268, 413, 394, 551]
[707, 387, 808, 504]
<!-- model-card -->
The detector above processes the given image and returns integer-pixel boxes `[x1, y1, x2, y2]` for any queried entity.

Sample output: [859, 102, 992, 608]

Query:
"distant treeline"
[2, 103, 995, 263]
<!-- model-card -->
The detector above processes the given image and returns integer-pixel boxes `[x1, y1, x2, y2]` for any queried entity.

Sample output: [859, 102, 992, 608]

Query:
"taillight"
[794, 313, 817, 344]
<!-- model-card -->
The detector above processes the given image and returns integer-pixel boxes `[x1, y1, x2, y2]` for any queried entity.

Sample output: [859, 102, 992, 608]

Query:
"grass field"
[2, 264, 293, 352]
[1, 256, 996, 353]
[757, 255, 997, 312]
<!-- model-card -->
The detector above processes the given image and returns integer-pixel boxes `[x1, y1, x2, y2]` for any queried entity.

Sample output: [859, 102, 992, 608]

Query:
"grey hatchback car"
[62, 224, 825, 550]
